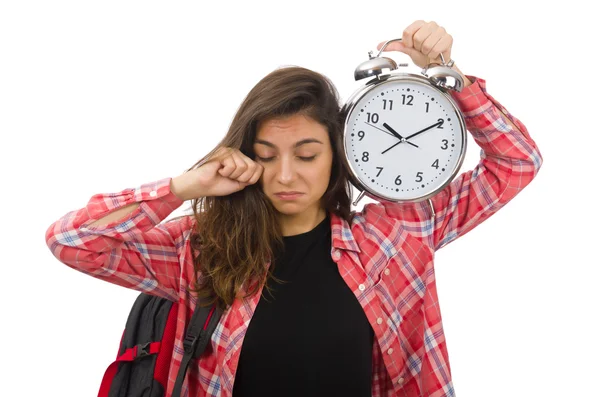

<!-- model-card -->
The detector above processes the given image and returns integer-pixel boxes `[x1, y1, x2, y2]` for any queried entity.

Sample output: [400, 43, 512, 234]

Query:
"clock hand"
[381, 140, 403, 154]
[365, 122, 396, 138]
[382, 120, 443, 154]
[366, 122, 419, 151]
[381, 122, 419, 148]
[404, 120, 444, 141]
[382, 120, 444, 154]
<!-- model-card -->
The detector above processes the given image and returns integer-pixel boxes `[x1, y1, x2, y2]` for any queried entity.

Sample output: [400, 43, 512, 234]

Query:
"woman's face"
[253, 113, 333, 217]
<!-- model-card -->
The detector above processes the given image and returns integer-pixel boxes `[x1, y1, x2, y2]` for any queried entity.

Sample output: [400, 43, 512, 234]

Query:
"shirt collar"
[329, 211, 361, 253]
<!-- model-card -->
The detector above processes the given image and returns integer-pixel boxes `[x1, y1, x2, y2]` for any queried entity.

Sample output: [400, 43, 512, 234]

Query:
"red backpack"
[97, 292, 223, 397]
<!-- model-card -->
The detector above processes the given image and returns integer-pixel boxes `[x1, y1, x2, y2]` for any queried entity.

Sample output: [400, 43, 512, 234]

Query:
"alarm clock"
[341, 38, 468, 208]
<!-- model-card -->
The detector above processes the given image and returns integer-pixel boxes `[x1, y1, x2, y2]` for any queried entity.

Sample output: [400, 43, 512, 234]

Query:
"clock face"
[344, 76, 466, 202]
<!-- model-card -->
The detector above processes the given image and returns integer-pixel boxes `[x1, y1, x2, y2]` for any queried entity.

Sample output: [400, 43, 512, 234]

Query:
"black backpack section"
[98, 292, 223, 397]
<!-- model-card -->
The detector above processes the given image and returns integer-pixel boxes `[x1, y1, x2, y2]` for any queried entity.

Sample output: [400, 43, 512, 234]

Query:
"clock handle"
[375, 39, 463, 92]
[374, 38, 404, 58]
[376, 38, 455, 68]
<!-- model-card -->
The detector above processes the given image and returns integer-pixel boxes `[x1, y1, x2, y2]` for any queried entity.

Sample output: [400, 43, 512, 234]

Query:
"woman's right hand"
[170, 147, 264, 201]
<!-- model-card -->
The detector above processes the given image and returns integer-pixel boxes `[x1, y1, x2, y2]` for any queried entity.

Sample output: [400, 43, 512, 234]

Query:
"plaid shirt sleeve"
[45, 176, 191, 301]
[374, 75, 543, 250]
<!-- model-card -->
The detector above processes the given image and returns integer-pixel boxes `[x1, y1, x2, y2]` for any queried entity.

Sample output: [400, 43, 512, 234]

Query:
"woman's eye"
[257, 156, 316, 162]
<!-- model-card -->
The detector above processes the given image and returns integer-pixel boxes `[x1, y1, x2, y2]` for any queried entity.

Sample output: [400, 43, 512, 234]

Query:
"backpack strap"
[171, 298, 224, 397]
[98, 342, 162, 396]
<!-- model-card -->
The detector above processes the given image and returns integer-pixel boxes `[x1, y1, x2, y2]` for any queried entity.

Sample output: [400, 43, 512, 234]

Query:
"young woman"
[45, 20, 543, 397]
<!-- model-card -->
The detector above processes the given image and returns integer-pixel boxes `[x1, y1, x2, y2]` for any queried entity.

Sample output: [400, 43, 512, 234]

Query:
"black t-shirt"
[232, 213, 374, 397]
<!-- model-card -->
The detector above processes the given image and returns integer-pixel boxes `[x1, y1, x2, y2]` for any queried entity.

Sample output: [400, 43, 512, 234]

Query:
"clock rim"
[340, 72, 468, 204]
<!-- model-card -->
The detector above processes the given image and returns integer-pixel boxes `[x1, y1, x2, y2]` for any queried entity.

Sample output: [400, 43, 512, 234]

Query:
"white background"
[1, 1, 597, 396]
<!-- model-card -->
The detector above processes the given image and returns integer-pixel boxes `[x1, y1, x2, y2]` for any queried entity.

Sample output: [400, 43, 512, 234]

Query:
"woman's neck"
[278, 207, 327, 237]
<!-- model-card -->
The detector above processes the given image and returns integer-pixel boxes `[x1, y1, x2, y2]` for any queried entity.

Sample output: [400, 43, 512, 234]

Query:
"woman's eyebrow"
[254, 138, 323, 149]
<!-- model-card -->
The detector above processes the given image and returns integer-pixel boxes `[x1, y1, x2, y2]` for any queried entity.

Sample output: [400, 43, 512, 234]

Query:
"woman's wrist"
[451, 63, 473, 87]
[170, 175, 189, 201]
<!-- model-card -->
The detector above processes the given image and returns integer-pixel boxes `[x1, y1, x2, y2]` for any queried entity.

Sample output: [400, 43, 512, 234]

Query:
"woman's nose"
[276, 156, 297, 184]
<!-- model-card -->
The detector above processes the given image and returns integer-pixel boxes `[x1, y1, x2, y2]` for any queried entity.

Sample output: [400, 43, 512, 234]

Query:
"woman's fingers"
[237, 154, 262, 184]
[421, 27, 445, 59]
[402, 20, 427, 50]
[217, 148, 262, 184]
[430, 34, 453, 63]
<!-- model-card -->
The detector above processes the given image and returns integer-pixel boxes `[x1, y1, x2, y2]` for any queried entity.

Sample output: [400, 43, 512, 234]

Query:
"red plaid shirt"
[45, 75, 542, 397]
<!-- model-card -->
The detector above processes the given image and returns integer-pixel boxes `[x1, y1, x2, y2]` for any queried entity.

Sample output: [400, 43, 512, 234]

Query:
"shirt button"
[332, 250, 341, 260]
[376, 318, 383, 325]
[384, 269, 390, 275]
[358, 284, 365, 291]
[397, 377, 404, 384]
[149, 190, 157, 197]
[387, 348, 393, 355]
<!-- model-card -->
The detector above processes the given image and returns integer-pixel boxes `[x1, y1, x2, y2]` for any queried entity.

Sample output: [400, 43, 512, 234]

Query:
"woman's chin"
[273, 204, 304, 215]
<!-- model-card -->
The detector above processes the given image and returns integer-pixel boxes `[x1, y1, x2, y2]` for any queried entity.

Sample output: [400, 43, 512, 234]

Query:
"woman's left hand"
[377, 20, 453, 69]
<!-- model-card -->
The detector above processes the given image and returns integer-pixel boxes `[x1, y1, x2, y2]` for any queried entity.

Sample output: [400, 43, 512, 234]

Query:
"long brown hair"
[182, 66, 354, 310]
